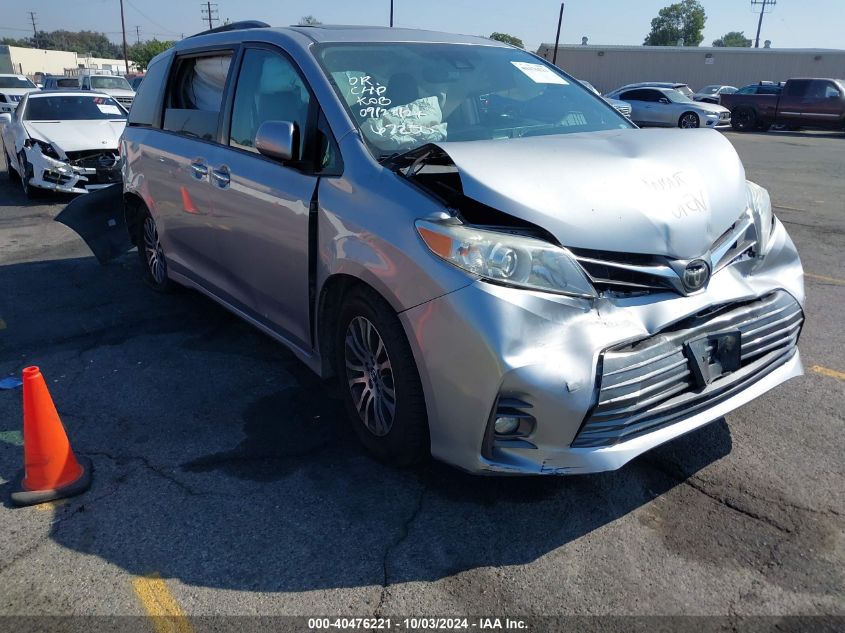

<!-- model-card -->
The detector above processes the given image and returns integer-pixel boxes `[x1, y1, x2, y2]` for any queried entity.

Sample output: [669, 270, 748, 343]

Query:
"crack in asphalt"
[643, 459, 797, 534]
[82, 449, 209, 497]
[374, 480, 428, 618]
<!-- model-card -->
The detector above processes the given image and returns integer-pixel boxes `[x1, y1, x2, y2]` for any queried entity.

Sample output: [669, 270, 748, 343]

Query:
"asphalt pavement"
[0, 130, 842, 630]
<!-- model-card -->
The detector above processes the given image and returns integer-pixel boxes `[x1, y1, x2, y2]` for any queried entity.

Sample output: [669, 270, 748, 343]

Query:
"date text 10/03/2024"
[308, 617, 529, 630]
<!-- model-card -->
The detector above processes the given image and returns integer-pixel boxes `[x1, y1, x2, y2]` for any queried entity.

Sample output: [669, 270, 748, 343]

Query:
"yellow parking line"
[34, 499, 66, 512]
[132, 573, 195, 633]
[805, 273, 845, 285]
[810, 365, 845, 381]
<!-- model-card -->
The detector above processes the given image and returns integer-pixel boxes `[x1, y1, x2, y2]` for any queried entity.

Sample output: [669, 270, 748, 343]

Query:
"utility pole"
[390, 0, 394, 27]
[751, 0, 776, 49]
[28, 12, 38, 49]
[135, 25, 141, 44]
[201, 2, 219, 30]
[119, 0, 129, 75]
[552, 3, 564, 66]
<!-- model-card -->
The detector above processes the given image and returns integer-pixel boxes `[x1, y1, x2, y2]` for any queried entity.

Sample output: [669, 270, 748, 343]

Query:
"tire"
[335, 286, 429, 466]
[678, 112, 700, 128]
[4, 144, 18, 182]
[17, 151, 40, 199]
[136, 207, 175, 292]
[731, 107, 757, 132]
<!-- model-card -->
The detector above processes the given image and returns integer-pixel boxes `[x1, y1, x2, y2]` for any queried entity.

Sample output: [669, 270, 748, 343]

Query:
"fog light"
[494, 416, 520, 435]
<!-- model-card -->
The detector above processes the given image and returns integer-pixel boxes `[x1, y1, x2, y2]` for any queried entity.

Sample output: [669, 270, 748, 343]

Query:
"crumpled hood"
[435, 128, 747, 259]
[25, 120, 126, 154]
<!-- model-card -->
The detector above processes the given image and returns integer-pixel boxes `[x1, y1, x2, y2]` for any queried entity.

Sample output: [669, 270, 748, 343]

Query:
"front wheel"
[731, 107, 757, 132]
[335, 286, 429, 465]
[136, 209, 175, 292]
[4, 144, 18, 182]
[678, 112, 700, 128]
[17, 151, 40, 199]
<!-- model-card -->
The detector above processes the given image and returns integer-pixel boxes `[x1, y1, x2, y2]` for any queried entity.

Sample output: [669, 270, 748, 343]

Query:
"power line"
[751, 0, 777, 48]
[125, 0, 181, 36]
[201, 2, 219, 30]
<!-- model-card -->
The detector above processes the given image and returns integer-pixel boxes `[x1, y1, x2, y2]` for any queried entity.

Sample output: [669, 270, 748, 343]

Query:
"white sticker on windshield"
[510, 61, 569, 85]
[97, 104, 121, 114]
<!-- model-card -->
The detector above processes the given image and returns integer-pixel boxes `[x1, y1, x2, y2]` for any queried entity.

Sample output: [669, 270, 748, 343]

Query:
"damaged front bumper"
[25, 146, 122, 194]
[400, 218, 804, 475]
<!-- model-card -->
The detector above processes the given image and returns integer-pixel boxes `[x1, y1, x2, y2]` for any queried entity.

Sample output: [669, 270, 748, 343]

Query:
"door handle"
[211, 165, 230, 189]
[190, 159, 208, 180]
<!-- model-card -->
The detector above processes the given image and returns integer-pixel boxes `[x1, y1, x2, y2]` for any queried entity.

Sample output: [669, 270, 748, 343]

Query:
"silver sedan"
[605, 86, 731, 128]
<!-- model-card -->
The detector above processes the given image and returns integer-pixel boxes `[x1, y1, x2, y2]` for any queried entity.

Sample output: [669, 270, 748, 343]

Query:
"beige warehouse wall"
[0, 47, 137, 76]
[538, 45, 845, 94]
[1, 46, 78, 75]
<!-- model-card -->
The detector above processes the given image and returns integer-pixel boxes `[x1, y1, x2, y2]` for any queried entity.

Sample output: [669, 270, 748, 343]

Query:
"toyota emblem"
[682, 259, 710, 293]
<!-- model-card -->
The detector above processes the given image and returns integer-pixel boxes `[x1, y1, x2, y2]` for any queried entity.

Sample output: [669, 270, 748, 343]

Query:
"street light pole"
[552, 3, 564, 66]
[390, 1, 394, 27]
[119, 0, 129, 75]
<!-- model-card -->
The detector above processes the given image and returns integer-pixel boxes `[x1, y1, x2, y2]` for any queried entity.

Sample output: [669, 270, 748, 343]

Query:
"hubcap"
[681, 114, 698, 128]
[143, 216, 167, 284]
[344, 316, 396, 437]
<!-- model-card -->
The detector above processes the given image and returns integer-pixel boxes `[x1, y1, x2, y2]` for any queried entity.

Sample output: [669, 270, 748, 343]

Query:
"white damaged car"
[0, 90, 126, 197]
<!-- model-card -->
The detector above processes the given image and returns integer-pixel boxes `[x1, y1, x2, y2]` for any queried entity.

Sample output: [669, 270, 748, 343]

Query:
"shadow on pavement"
[0, 254, 732, 592]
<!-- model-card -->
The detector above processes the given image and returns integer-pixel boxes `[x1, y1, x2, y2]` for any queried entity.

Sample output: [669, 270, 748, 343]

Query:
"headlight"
[416, 219, 596, 298]
[26, 139, 61, 159]
[746, 180, 774, 257]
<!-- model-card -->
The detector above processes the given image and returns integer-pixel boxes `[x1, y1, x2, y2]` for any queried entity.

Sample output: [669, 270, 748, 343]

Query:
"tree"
[1, 37, 32, 48]
[489, 32, 524, 48]
[643, 0, 706, 46]
[128, 39, 175, 71]
[299, 15, 322, 26]
[712, 31, 752, 47]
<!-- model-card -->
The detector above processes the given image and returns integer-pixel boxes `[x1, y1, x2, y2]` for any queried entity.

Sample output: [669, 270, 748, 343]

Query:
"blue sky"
[2, 0, 842, 51]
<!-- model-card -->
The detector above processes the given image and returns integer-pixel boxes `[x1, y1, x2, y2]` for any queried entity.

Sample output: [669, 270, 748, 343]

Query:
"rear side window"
[128, 55, 171, 127]
[783, 80, 810, 97]
[163, 52, 233, 141]
[620, 89, 648, 101]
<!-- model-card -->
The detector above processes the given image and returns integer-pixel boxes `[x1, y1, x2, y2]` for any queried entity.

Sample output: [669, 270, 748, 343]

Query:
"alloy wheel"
[143, 216, 167, 285]
[344, 316, 396, 437]
[680, 113, 699, 128]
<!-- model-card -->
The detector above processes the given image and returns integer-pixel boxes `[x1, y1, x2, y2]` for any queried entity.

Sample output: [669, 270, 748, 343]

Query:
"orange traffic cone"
[11, 366, 92, 507]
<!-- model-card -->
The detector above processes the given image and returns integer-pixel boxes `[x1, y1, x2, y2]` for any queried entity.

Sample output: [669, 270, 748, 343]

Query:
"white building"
[0, 45, 137, 77]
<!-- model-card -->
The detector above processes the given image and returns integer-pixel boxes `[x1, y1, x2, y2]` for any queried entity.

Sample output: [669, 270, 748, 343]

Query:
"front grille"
[614, 104, 632, 117]
[114, 96, 133, 107]
[66, 151, 120, 169]
[719, 111, 731, 120]
[572, 291, 802, 448]
[571, 212, 757, 297]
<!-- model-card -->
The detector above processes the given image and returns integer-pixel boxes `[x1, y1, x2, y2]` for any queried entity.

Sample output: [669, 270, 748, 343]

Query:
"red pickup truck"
[720, 78, 845, 133]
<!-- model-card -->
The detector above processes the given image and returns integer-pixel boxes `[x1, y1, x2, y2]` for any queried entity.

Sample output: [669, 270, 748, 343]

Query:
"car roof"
[175, 23, 508, 51]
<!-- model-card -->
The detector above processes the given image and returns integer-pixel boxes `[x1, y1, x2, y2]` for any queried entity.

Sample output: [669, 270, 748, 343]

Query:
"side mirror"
[0, 113, 11, 125]
[659, 97, 670, 104]
[255, 120, 298, 162]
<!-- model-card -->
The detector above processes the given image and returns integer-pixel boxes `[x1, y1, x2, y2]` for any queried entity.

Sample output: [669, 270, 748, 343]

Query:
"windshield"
[0, 76, 37, 89]
[91, 76, 132, 90]
[316, 43, 632, 157]
[665, 89, 694, 104]
[55, 78, 79, 88]
[699, 85, 720, 94]
[25, 95, 126, 121]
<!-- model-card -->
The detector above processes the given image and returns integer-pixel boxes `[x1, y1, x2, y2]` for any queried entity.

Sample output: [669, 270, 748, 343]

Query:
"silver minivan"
[95, 23, 803, 474]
